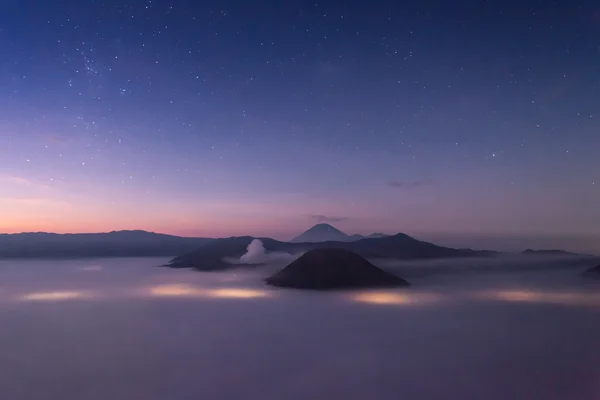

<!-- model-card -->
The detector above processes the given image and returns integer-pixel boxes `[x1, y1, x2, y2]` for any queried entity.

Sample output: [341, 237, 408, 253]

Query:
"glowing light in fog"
[205, 288, 271, 299]
[350, 291, 441, 306]
[494, 291, 542, 302]
[478, 290, 600, 307]
[19, 291, 90, 302]
[352, 292, 411, 305]
[149, 284, 204, 297]
[148, 284, 272, 299]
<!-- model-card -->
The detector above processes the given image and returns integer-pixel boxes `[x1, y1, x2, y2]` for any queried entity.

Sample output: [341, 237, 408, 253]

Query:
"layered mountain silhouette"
[167, 231, 495, 271]
[0, 230, 213, 258]
[265, 248, 410, 289]
[0, 226, 584, 262]
[291, 223, 389, 243]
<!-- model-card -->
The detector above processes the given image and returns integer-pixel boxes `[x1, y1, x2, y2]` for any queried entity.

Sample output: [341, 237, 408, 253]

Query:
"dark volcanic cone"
[265, 248, 410, 289]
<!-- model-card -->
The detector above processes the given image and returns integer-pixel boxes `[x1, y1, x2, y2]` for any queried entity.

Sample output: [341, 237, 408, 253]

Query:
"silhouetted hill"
[367, 233, 389, 239]
[348, 234, 364, 241]
[168, 236, 256, 270]
[167, 232, 493, 271]
[265, 248, 410, 289]
[583, 264, 600, 278]
[339, 233, 489, 259]
[348, 233, 389, 241]
[0, 230, 213, 258]
[166, 236, 296, 270]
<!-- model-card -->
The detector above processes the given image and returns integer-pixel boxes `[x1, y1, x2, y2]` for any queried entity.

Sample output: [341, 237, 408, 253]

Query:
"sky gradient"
[1, 0, 599, 251]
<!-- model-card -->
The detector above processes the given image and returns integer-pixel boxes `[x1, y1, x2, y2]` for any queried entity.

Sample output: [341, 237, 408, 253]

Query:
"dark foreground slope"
[583, 264, 600, 278]
[0, 231, 213, 258]
[167, 233, 493, 271]
[265, 248, 410, 289]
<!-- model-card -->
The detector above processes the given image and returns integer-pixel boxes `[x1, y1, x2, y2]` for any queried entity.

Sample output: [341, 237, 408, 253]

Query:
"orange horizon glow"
[0, 173, 371, 238]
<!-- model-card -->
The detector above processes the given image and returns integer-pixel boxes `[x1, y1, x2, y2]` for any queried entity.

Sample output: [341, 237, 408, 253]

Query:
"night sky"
[1, 1, 599, 250]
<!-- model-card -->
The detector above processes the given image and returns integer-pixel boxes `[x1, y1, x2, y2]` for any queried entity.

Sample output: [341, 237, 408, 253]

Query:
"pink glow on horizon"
[0, 173, 379, 237]
[0, 194, 371, 239]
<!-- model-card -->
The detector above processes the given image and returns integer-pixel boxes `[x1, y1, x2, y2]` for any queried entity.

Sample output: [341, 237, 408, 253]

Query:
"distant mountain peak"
[291, 224, 391, 243]
[291, 224, 350, 243]
[306, 223, 345, 233]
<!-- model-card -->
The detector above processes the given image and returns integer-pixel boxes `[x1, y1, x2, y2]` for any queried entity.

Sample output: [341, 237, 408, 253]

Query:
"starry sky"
[1, 0, 599, 251]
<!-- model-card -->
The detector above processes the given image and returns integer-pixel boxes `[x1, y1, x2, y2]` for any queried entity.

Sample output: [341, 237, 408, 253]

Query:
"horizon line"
[1, 227, 599, 240]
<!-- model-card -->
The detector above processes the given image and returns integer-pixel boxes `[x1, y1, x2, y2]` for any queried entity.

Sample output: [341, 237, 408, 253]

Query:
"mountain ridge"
[0, 228, 586, 261]
[0, 230, 213, 258]
[167, 232, 497, 271]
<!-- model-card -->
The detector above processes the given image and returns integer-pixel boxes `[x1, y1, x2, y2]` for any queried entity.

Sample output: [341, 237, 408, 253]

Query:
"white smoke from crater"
[240, 239, 268, 264]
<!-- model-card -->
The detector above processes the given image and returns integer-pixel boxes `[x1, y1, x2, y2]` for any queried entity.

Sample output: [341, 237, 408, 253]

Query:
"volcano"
[265, 248, 410, 289]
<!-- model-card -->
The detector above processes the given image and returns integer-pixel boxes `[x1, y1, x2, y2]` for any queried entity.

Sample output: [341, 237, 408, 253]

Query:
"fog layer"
[0, 255, 598, 400]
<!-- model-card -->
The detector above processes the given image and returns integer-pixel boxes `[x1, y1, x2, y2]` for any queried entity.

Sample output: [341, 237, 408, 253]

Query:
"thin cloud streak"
[0, 174, 52, 190]
[388, 180, 432, 189]
[308, 214, 349, 223]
